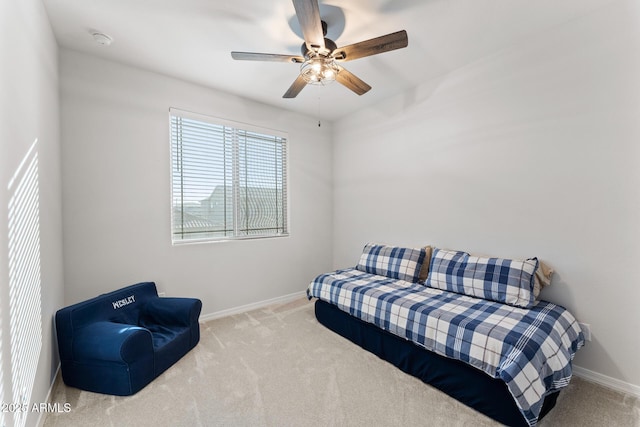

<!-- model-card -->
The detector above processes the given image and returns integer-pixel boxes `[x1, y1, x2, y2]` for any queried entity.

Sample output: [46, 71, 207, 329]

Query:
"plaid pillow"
[356, 243, 426, 283]
[426, 248, 538, 308]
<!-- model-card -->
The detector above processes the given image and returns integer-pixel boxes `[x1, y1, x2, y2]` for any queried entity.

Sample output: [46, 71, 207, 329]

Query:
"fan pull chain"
[317, 96, 321, 127]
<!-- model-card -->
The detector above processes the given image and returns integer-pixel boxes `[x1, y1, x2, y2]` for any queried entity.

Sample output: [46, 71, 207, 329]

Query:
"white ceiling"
[42, 0, 616, 121]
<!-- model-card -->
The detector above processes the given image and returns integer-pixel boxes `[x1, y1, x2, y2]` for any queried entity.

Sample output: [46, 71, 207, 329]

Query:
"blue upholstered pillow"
[356, 243, 426, 283]
[425, 248, 538, 308]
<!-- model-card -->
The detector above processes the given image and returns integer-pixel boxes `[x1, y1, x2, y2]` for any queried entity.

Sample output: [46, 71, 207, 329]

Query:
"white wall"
[333, 0, 640, 389]
[60, 50, 333, 315]
[0, 0, 64, 426]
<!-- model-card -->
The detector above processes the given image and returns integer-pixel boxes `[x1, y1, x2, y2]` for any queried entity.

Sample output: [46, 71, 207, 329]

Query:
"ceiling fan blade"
[292, 0, 325, 51]
[335, 65, 371, 96]
[333, 30, 408, 62]
[283, 74, 308, 98]
[231, 52, 305, 63]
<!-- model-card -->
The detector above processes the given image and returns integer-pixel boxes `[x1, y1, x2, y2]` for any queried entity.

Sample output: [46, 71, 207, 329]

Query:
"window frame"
[168, 108, 290, 245]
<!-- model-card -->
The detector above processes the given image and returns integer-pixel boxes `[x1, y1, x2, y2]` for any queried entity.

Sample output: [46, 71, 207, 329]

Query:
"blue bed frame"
[314, 299, 559, 427]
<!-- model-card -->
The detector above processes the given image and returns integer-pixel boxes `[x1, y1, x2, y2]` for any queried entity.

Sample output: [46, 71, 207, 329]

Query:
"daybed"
[307, 243, 584, 427]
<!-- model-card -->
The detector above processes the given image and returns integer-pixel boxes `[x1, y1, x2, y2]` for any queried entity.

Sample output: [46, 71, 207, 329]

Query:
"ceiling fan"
[230, 0, 409, 98]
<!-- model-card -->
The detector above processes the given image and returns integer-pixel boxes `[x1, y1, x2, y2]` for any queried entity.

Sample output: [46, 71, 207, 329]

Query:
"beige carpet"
[44, 298, 639, 427]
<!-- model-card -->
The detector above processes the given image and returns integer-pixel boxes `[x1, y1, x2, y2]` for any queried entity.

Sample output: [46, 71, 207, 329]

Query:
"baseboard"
[199, 290, 307, 323]
[573, 365, 640, 398]
[36, 364, 61, 427]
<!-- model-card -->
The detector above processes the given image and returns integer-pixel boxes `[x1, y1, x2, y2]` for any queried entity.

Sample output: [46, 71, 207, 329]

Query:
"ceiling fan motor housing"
[301, 37, 337, 58]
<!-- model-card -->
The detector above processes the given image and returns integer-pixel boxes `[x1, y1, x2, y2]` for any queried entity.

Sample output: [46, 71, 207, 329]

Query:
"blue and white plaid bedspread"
[307, 268, 585, 427]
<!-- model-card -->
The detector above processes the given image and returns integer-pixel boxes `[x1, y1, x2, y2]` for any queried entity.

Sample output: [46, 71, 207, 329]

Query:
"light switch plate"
[578, 322, 591, 341]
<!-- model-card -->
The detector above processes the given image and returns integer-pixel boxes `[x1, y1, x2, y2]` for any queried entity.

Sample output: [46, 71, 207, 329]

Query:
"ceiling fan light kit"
[230, 0, 408, 98]
[300, 56, 339, 85]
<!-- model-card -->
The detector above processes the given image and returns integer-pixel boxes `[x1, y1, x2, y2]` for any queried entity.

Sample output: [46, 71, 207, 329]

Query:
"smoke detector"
[91, 31, 113, 46]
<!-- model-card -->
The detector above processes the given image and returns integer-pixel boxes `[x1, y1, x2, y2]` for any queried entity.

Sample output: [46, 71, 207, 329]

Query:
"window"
[169, 108, 288, 243]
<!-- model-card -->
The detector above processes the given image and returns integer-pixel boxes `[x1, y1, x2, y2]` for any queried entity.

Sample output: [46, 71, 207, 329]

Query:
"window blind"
[170, 109, 288, 243]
